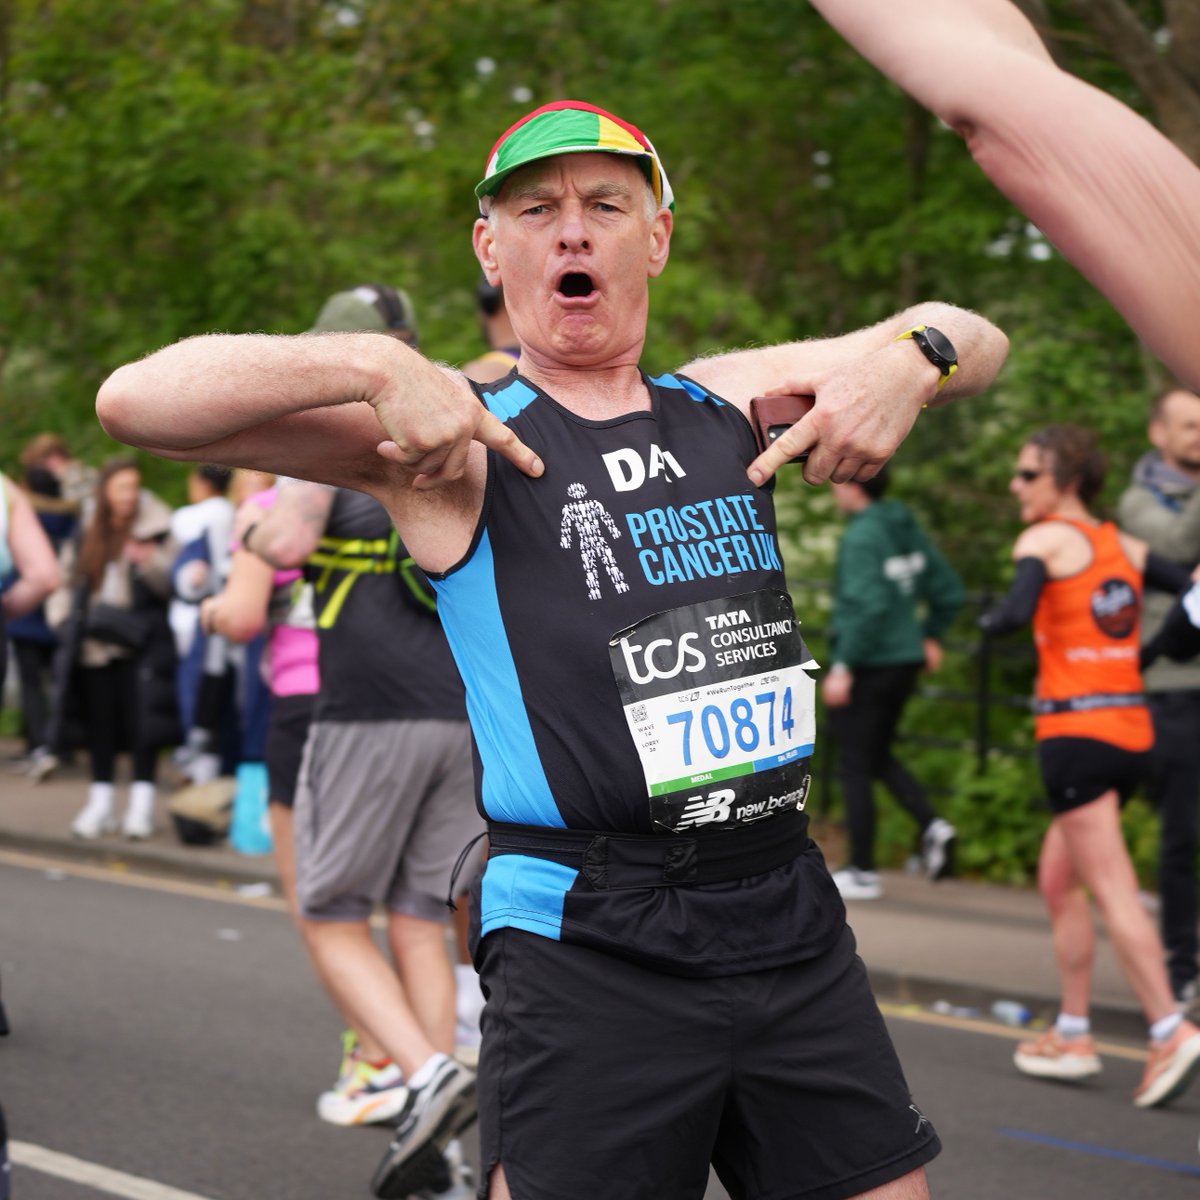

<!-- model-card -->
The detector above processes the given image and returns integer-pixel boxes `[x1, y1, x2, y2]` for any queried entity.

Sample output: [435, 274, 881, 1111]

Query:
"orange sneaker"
[1013, 1029, 1101, 1081]
[1133, 1020, 1200, 1108]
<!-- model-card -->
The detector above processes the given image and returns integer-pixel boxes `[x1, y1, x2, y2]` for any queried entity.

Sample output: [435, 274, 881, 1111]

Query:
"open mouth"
[558, 272, 595, 298]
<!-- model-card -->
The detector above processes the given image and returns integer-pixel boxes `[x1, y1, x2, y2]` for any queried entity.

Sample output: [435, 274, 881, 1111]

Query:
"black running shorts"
[475, 925, 940, 1199]
[263, 692, 315, 809]
[1036, 736, 1150, 814]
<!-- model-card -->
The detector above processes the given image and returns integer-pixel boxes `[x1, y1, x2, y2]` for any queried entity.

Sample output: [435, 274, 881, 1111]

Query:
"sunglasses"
[1013, 468, 1045, 483]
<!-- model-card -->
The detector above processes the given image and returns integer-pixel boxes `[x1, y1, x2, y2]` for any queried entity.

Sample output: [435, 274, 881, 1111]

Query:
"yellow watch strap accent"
[894, 325, 956, 400]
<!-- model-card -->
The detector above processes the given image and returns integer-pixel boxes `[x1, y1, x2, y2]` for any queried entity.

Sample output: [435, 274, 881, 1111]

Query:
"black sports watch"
[896, 324, 958, 389]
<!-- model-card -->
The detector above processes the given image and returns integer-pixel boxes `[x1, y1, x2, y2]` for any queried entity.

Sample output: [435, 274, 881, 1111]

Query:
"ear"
[1148, 418, 1167, 453]
[647, 208, 672, 279]
[473, 218, 501, 284]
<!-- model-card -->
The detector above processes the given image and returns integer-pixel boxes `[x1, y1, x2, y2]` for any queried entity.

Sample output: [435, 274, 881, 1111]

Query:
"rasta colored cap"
[475, 100, 674, 212]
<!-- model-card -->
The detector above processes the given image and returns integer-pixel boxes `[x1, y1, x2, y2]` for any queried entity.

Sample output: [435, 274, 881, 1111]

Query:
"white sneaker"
[831, 866, 883, 901]
[72, 783, 117, 839]
[122, 781, 157, 840]
[28, 747, 58, 783]
[922, 818, 956, 881]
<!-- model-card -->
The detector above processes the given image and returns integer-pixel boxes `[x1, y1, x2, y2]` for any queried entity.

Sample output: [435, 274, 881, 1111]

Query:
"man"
[97, 101, 1009, 1200]
[812, 0, 1200, 392]
[1118, 386, 1200, 1009]
[823, 467, 963, 901]
[237, 286, 481, 1198]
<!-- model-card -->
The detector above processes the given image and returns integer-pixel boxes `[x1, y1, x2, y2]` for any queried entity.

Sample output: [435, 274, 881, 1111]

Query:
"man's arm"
[812, 0, 1200, 391]
[683, 303, 1007, 485]
[97, 331, 543, 495]
[98, 331, 544, 572]
[245, 481, 334, 569]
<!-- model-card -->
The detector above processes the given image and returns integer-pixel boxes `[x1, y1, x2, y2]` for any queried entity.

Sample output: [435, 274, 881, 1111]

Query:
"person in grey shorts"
[294, 719, 475, 923]
[243, 290, 482, 1200]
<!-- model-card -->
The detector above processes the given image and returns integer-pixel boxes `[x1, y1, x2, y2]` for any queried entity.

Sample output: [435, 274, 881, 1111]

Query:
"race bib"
[609, 589, 817, 833]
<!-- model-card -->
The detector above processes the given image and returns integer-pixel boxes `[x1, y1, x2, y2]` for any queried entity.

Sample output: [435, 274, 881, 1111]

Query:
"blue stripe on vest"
[479, 853, 575, 941]
[432, 530, 564, 828]
[484, 378, 539, 422]
[649, 373, 721, 405]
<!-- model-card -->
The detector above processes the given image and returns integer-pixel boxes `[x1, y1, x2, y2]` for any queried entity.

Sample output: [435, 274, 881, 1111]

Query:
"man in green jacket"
[823, 466, 964, 900]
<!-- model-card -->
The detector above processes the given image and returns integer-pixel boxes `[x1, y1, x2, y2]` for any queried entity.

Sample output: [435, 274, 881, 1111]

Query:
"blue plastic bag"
[230, 760, 273, 856]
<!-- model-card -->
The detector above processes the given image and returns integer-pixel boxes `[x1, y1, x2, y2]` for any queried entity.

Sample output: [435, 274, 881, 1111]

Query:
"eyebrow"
[505, 177, 637, 204]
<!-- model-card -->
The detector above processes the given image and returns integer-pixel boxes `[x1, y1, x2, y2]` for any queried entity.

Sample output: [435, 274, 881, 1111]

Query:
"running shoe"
[317, 1031, 408, 1127]
[1133, 1019, 1200, 1108]
[1013, 1029, 1102, 1081]
[370, 1056, 477, 1199]
[921, 818, 956, 882]
[413, 1139, 475, 1200]
[830, 866, 883, 901]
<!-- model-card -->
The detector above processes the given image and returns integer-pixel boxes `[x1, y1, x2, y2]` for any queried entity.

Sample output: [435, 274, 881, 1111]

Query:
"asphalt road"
[3, 850, 1200, 1199]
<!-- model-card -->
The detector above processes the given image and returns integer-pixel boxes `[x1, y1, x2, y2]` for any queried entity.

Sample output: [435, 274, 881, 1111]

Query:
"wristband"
[241, 521, 259, 553]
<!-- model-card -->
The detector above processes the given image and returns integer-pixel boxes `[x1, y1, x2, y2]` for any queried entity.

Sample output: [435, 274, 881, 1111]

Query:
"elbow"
[96, 366, 142, 446]
[40, 561, 62, 598]
[222, 613, 265, 644]
[261, 531, 317, 570]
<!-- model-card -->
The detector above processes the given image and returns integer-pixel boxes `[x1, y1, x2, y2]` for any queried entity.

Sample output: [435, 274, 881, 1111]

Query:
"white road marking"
[10, 1141, 221, 1200]
[879, 1000, 1147, 1061]
[0, 847, 397, 926]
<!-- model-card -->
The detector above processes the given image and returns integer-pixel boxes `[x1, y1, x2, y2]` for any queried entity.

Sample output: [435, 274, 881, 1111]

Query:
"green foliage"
[0, 0, 1193, 891]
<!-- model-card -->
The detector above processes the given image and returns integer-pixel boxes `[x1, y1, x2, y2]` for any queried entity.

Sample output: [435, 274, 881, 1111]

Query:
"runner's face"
[473, 154, 672, 372]
[1010, 446, 1059, 523]
[104, 468, 141, 522]
[1151, 390, 1200, 475]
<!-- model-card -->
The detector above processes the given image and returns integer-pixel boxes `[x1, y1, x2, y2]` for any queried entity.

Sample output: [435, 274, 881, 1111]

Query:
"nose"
[557, 204, 591, 254]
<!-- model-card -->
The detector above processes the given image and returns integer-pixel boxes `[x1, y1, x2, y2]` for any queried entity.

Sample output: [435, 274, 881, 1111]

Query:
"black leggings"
[13, 638, 56, 750]
[827, 662, 936, 871]
[80, 659, 158, 784]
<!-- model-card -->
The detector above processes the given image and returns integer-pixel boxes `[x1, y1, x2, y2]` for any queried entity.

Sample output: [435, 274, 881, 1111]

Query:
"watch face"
[920, 326, 957, 367]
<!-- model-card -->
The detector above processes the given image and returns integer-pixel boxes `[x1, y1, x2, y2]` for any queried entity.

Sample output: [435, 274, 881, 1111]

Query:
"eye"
[522, 204, 547, 217]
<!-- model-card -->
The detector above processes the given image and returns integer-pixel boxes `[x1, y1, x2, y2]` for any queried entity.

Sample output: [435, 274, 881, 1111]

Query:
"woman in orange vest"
[980, 424, 1200, 1107]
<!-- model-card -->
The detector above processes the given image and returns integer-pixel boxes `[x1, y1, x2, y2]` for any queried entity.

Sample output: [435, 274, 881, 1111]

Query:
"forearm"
[2, 575, 56, 621]
[245, 481, 331, 568]
[1144, 552, 1193, 595]
[684, 302, 1006, 411]
[813, 0, 1200, 389]
[978, 557, 1046, 635]
[204, 551, 274, 643]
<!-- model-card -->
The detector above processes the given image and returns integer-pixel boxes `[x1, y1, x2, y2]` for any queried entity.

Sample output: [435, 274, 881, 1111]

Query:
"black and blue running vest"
[429, 372, 843, 977]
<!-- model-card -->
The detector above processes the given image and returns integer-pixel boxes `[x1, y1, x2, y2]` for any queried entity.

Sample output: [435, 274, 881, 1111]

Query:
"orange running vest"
[1031, 518, 1152, 751]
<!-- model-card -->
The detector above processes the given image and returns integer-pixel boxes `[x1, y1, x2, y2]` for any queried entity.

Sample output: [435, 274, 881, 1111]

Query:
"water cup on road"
[990, 999, 1030, 1027]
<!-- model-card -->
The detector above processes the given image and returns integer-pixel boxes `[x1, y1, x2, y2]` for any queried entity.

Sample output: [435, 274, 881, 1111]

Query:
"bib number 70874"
[666, 687, 796, 766]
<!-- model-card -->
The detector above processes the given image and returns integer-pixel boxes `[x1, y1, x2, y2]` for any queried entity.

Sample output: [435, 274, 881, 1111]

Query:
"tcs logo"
[617, 631, 706, 684]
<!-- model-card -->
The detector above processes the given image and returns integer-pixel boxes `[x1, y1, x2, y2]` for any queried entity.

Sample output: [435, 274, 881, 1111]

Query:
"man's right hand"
[372, 370, 543, 490]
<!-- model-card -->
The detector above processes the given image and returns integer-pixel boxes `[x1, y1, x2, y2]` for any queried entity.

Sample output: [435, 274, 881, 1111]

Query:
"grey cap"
[310, 285, 418, 343]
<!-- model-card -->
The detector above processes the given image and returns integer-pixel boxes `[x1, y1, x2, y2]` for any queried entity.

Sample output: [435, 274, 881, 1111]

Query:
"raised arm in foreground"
[812, 0, 1200, 390]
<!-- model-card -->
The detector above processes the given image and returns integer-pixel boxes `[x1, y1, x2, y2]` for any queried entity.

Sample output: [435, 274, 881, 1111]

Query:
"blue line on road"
[1000, 1128, 1200, 1179]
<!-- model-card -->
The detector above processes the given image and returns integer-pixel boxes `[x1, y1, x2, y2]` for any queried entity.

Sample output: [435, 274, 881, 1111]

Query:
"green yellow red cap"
[475, 100, 674, 211]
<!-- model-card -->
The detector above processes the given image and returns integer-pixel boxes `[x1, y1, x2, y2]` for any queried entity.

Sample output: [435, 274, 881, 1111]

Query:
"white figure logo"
[560, 482, 629, 600]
